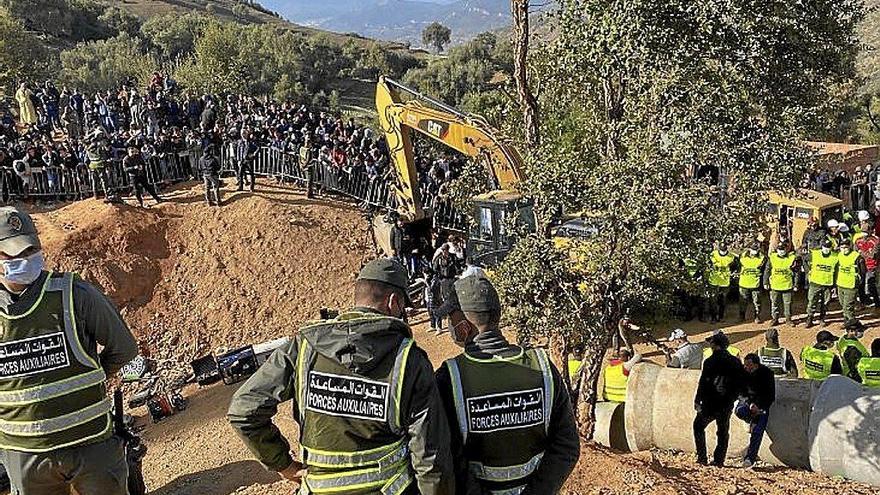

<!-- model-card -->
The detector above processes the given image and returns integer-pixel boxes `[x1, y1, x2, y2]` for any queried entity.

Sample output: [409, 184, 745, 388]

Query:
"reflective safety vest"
[857, 357, 880, 387]
[836, 251, 861, 290]
[768, 253, 796, 291]
[738, 254, 764, 289]
[702, 346, 741, 362]
[446, 347, 553, 495]
[85, 141, 109, 170]
[294, 312, 415, 495]
[0, 273, 111, 453]
[801, 346, 835, 380]
[708, 251, 736, 288]
[568, 359, 582, 381]
[835, 337, 868, 378]
[603, 362, 627, 402]
[809, 250, 838, 287]
[758, 346, 788, 376]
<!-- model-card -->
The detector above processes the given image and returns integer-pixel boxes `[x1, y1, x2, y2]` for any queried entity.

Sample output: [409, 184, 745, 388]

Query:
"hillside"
[104, 0, 416, 52]
[265, 0, 518, 46]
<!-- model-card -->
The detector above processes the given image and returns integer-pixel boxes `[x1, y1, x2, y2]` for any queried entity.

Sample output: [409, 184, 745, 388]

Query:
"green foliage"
[231, 3, 248, 21]
[0, 7, 51, 92]
[493, 0, 866, 434]
[0, 0, 107, 41]
[59, 33, 156, 93]
[422, 22, 451, 53]
[98, 6, 139, 37]
[141, 12, 209, 59]
[403, 31, 509, 106]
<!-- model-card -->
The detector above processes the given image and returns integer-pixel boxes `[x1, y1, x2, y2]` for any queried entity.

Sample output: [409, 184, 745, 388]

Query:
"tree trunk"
[576, 342, 605, 439]
[511, 0, 540, 148]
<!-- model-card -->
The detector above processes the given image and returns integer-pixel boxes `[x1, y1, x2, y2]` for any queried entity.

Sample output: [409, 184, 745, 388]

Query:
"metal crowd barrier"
[1, 143, 467, 232]
[0, 150, 199, 202]
[220, 144, 468, 232]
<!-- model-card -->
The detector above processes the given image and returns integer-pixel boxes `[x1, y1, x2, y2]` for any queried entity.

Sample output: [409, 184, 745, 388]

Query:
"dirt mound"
[34, 182, 372, 365]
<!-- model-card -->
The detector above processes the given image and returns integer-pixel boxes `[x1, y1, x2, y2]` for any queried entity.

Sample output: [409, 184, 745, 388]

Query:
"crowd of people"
[3, 77, 467, 214]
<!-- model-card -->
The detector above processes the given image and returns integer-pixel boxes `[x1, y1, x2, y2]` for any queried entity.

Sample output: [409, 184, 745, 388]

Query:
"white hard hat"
[839, 224, 850, 233]
[669, 328, 687, 341]
[858, 210, 871, 222]
[827, 219, 839, 229]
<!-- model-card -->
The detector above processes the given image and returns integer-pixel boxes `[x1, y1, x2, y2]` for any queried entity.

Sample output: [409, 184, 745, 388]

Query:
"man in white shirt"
[667, 328, 703, 370]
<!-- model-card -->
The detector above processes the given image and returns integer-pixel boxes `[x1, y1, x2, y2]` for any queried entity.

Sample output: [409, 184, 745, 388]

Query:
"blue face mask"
[2, 252, 44, 285]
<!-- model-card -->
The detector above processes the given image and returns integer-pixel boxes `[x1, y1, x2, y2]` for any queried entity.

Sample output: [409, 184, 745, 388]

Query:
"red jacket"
[856, 235, 879, 271]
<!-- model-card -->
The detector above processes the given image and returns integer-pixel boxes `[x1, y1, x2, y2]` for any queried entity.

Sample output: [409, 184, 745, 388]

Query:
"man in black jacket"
[694, 331, 744, 467]
[735, 354, 775, 468]
[199, 145, 222, 207]
[122, 146, 162, 208]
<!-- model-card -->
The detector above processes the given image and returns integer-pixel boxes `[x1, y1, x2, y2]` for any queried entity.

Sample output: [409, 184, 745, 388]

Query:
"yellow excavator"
[374, 76, 537, 266]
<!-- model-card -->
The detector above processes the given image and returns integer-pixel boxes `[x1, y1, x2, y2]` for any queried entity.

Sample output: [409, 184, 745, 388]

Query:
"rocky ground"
[27, 180, 877, 494]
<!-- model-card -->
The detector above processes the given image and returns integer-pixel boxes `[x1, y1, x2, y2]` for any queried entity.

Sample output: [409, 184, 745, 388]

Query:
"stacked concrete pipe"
[621, 363, 818, 468]
[808, 376, 880, 486]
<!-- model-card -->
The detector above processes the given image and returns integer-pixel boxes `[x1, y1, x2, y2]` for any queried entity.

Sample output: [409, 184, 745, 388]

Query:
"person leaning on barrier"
[694, 331, 744, 467]
[198, 145, 222, 207]
[800, 330, 843, 380]
[757, 328, 798, 378]
[666, 328, 703, 370]
[434, 275, 580, 494]
[228, 259, 454, 495]
[857, 338, 880, 387]
[0, 207, 138, 495]
[122, 146, 162, 208]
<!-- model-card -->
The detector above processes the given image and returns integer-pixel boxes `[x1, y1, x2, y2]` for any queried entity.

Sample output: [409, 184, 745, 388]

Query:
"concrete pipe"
[593, 401, 630, 452]
[624, 363, 818, 468]
[808, 376, 880, 486]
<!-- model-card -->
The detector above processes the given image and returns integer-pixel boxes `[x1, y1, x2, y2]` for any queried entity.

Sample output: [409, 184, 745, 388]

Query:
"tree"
[141, 12, 209, 59]
[59, 33, 156, 93]
[493, 0, 866, 439]
[232, 3, 248, 21]
[0, 7, 50, 92]
[511, 0, 539, 147]
[422, 22, 451, 53]
[98, 6, 139, 37]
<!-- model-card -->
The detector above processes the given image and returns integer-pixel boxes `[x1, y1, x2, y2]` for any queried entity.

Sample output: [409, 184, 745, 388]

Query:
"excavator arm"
[376, 76, 526, 221]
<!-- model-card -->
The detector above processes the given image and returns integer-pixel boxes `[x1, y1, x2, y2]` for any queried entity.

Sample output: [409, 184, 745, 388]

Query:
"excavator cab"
[468, 191, 535, 266]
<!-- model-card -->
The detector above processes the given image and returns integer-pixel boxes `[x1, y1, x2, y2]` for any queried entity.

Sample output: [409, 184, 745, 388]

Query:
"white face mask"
[842, 247, 851, 255]
[776, 249, 786, 257]
[1, 251, 44, 286]
[821, 247, 831, 255]
[749, 249, 758, 256]
[718, 249, 728, 256]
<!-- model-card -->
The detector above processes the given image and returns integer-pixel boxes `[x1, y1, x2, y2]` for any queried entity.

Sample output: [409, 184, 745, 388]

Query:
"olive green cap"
[454, 275, 501, 313]
[358, 258, 409, 295]
[0, 207, 40, 257]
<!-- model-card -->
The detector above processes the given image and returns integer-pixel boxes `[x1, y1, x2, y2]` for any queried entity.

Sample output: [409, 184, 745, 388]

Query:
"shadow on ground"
[148, 460, 281, 495]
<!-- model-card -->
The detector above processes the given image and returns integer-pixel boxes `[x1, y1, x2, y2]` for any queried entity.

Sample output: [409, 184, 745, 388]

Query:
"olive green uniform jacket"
[227, 307, 454, 495]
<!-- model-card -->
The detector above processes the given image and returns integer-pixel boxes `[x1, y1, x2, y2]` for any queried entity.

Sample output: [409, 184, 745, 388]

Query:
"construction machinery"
[375, 76, 536, 266]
